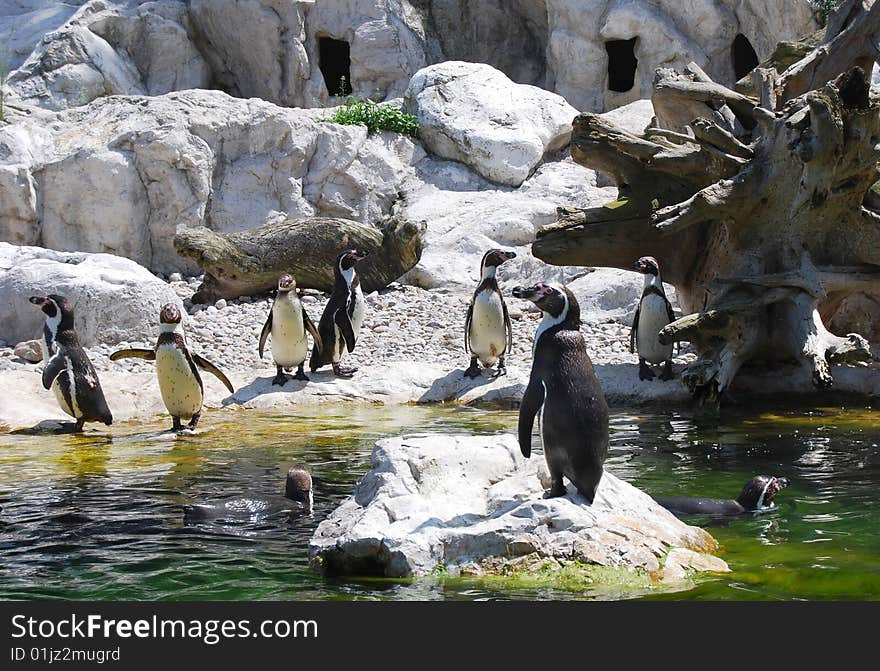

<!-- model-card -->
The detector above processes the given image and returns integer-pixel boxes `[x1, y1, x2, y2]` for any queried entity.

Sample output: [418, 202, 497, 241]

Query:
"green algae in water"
[1, 402, 880, 600]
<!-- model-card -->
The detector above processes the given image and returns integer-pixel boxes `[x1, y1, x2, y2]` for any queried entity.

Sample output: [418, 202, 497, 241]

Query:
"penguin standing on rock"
[309, 249, 368, 378]
[512, 283, 609, 503]
[259, 274, 323, 386]
[631, 256, 676, 381]
[29, 294, 113, 432]
[110, 303, 234, 432]
[464, 249, 516, 378]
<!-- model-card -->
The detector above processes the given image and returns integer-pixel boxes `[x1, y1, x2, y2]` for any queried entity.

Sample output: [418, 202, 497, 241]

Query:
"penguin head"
[29, 294, 73, 328]
[285, 466, 313, 509]
[480, 249, 517, 272]
[337, 249, 369, 272]
[159, 302, 182, 325]
[512, 283, 581, 327]
[735, 475, 790, 511]
[277, 274, 296, 292]
[634, 256, 661, 276]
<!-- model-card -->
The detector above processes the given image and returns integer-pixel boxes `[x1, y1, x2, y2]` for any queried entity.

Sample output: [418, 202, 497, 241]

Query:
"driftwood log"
[174, 215, 426, 302]
[533, 0, 880, 402]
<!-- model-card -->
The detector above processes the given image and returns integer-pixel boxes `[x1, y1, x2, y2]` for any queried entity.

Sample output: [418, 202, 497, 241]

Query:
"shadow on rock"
[418, 367, 522, 404]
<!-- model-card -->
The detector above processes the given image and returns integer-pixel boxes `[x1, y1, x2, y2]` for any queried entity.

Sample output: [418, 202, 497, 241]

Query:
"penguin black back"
[654, 476, 790, 518]
[512, 283, 608, 503]
[29, 294, 113, 430]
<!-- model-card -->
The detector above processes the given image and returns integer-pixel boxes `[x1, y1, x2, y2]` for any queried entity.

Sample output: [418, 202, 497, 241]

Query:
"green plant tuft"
[809, 0, 841, 26]
[323, 96, 419, 136]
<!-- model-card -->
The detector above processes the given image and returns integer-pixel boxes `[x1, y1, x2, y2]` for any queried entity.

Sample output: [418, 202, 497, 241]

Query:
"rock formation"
[0, 242, 182, 346]
[309, 433, 729, 584]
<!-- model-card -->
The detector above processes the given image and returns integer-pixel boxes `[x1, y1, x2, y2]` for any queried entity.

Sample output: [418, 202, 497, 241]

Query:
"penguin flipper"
[258, 310, 272, 359]
[303, 308, 323, 354]
[109, 348, 156, 362]
[192, 354, 235, 394]
[502, 299, 513, 355]
[464, 301, 473, 353]
[41, 353, 67, 390]
[334, 308, 357, 352]
[518, 378, 546, 458]
[629, 304, 640, 354]
[665, 297, 676, 324]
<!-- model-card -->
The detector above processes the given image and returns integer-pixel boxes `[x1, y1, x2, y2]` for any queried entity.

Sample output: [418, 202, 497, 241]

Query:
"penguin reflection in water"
[184, 466, 313, 525]
[110, 303, 234, 432]
[259, 274, 323, 386]
[513, 283, 608, 502]
[631, 256, 676, 381]
[464, 249, 516, 378]
[309, 249, 368, 378]
[29, 294, 113, 432]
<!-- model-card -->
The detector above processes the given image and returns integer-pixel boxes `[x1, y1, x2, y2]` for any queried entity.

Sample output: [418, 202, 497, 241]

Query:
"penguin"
[309, 249, 368, 378]
[259, 274, 323, 386]
[29, 294, 113, 432]
[109, 303, 234, 432]
[630, 256, 676, 381]
[654, 475, 790, 518]
[512, 282, 609, 503]
[464, 249, 516, 378]
[183, 466, 313, 524]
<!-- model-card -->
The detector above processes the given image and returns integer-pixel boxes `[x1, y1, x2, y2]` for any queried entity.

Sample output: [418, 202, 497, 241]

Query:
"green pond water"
[1, 401, 879, 601]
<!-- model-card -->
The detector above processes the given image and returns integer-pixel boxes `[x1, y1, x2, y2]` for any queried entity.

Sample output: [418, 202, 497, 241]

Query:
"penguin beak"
[633, 260, 645, 271]
[29, 296, 47, 307]
[775, 477, 790, 490]
[354, 250, 369, 261]
[502, 251, 517, 261]
[512, 285, 538, 301]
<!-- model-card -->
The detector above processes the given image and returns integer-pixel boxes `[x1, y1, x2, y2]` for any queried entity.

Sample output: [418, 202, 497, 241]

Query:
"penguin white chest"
[469, 290, 506, 366]
[271, 297, 308, 367]
[637, 294, 673, 364]
[156, 344, 202, 419]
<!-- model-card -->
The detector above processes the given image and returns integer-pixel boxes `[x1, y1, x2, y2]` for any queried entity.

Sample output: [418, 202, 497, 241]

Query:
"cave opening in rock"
[318, 36, 353, 96]
[605, 38, 638, 92]
[732, 33, 759, 80]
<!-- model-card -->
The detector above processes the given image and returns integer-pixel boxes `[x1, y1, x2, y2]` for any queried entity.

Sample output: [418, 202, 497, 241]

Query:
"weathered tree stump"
[174, 215, 426, 302]
[533, 0, 880, 402]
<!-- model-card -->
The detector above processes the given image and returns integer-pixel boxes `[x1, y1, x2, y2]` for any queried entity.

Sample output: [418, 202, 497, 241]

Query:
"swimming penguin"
[654, 475, 790, 518]
[308, 249, 368, 378]
[259, 274, 323, 386]
[110, 303, 234, 432]
[464, 249, 516, 378]
[183, 466, 313, 524]
[29, 294, 113, 432]
[631, 256, 676, 381]
[512, 283, 609, 503]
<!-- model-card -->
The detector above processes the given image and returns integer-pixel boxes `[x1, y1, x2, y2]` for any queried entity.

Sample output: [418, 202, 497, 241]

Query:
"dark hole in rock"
[732, 34, 759, 80]
[605, 38, 638, 93]
[318, 36, 353, 96]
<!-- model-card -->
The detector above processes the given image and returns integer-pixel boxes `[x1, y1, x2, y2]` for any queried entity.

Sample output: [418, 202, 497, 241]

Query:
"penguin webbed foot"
[659, 360, 674, 381]
[187, 413, 201, 431]
[543, 481, 567, 499]
[272, 372, 289, 386]
[492, 361, 507, 378]
[464, 358, 481, 379]
[293, 365, 309, 381]
[332, 363, 357, 378]
[638, 359, 656, 381]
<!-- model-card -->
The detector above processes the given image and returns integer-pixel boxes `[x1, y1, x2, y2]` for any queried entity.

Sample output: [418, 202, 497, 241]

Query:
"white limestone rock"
[309, 433, 727, 579]
[404, 61, 578, 187]
[0, 242, 181, 346]
[0, 89, 423, 273]
[399, 155, 616, 291]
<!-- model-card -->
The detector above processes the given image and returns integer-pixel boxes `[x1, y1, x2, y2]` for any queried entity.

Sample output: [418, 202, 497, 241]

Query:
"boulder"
[0, 243, 181, 346]
[13, 339, 42, 362]
[404, 62, 578, 187]
[309, 433, 728, 581]
[399, 156, 617, 291]
[0, 89, 423, 274]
